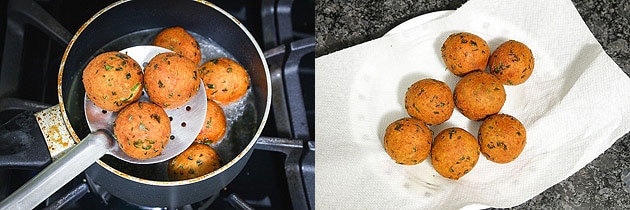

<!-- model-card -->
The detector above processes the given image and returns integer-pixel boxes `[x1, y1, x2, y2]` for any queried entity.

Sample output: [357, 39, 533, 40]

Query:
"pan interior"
[69, 29, 259, 181]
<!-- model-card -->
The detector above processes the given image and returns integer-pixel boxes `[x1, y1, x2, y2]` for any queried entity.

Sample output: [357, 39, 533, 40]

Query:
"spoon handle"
[0, 130, 114, 210]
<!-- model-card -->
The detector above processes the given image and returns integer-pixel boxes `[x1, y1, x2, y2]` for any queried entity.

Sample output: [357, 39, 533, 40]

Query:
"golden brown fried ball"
[195, 99, 227, 145]
[153, 26, 202, 65]
[404, 78, 454, 125]
[453, 71, 506, 121]
[478, 114, 527, 163]
[488, 40, 535, 85]
[383, 117, 432, 165]
[441, 32, 491, 77]
[168, 143, 222, 181]
[144, 52, 200, 109]
[431, 127, 480, 180]
[82, 51, 143, 112]
[198, 58, 250, 105]
[114, 102, 171, 160]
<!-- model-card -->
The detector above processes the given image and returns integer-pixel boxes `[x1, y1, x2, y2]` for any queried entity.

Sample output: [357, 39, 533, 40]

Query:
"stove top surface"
[0, 0, 314, 209]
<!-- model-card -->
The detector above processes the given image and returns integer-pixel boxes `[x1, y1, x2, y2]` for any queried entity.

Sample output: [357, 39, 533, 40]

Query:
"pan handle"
[0, 110, 52, 169]
[0, 130, 114, 209]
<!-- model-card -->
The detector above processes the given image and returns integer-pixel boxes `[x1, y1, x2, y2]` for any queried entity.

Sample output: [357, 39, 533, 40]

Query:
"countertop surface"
[315, 0, 630, 208]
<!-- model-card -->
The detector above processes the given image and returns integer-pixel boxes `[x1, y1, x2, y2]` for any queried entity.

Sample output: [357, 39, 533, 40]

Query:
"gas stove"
[0, 0, 314, 209]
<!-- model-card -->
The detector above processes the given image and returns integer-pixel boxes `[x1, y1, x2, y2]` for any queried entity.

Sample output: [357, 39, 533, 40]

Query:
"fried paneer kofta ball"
[168, 143, 222, 181]
[198, 58, 250, 105]
[404, 79, 454, 125]
[488, 40, 535, 85]
[441, 32, 491, 77]
[82, 51, 143, 112]
[114, 102, 171, 160]
[195, 99, 227, 145]
[144, 52, 200, 109]
[431, 127, 480, 180]
[478, 114, 527, 164]
[454, 71, 506, 121]
[383, 117, 432, 165]
[153, 26, 202, 65]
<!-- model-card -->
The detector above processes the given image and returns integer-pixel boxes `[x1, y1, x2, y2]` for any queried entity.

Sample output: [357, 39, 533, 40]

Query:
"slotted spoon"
[0, 45, 207, 209]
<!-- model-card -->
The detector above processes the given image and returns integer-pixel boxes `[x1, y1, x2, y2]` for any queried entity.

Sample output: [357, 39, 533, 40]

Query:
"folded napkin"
[315, 0, 630, 209]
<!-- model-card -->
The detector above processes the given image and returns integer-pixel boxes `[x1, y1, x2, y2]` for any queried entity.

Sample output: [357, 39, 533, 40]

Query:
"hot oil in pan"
[96, 28, 258, 181]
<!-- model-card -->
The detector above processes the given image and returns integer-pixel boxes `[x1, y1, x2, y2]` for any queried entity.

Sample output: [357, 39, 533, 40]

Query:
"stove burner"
[0, 0, 314, 209]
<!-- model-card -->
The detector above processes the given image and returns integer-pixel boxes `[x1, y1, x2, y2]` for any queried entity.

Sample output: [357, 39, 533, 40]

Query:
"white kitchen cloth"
[315, 0, 630, 209]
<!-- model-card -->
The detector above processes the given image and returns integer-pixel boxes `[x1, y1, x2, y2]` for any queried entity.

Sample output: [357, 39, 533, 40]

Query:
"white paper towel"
[315, 0, 630, 209]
